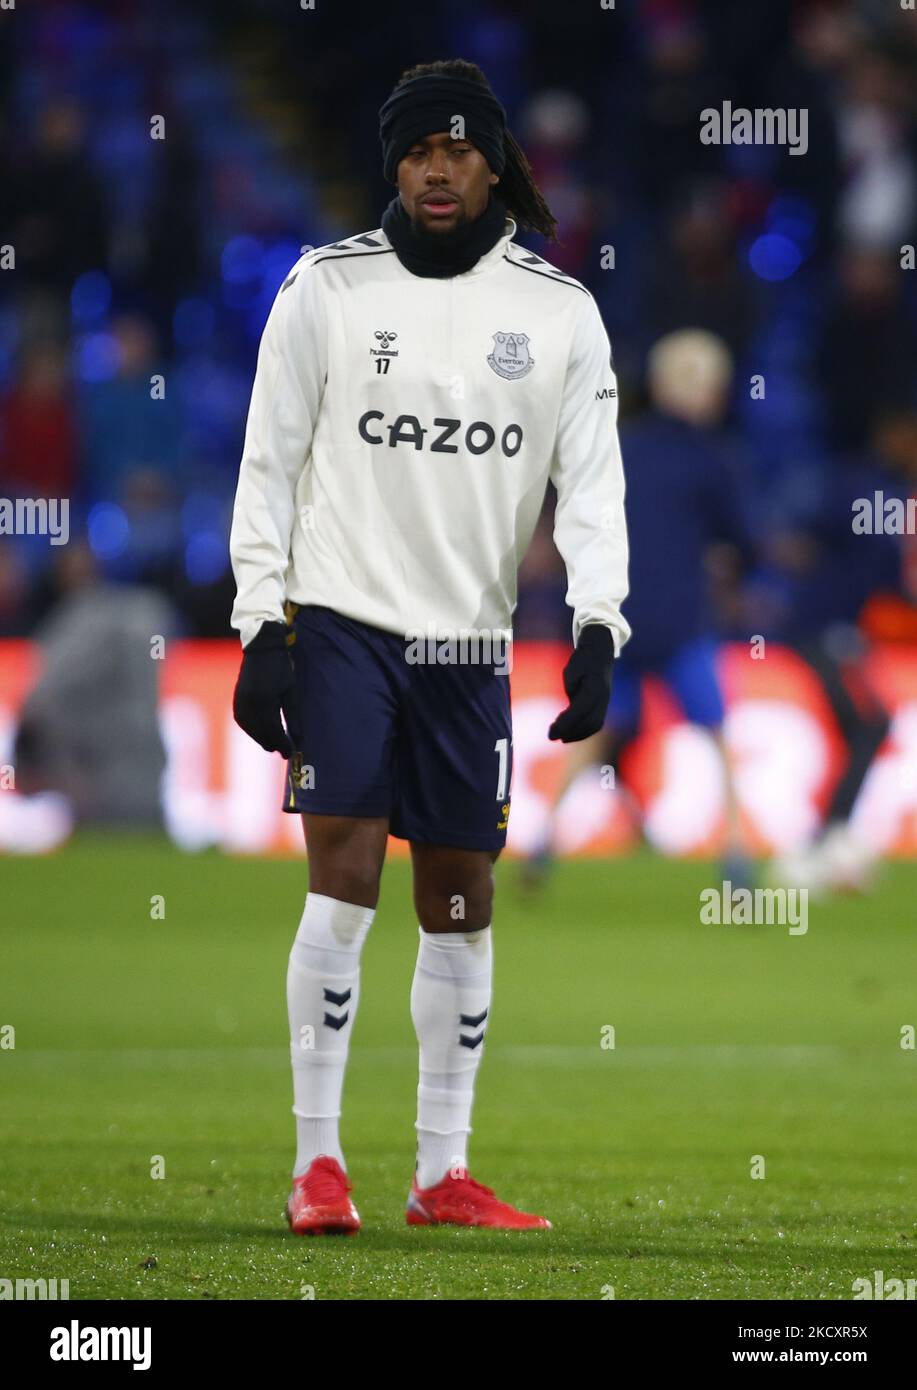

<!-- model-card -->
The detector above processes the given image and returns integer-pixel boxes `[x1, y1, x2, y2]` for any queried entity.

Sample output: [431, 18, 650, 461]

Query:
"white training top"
[229, 216, 630, 654]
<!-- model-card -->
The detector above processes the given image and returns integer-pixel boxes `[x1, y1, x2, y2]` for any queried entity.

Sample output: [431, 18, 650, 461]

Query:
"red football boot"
[285, 1155, 360, 1236]
[406, 1167, 551, 1230]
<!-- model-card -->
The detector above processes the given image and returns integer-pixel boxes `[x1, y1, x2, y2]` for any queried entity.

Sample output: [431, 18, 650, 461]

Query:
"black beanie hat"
[379, 72, 507, 184]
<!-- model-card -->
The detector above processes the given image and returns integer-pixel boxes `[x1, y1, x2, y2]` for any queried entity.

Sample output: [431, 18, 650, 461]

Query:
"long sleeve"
[229, 257, 328, 648]
[549, 293, 631, 654]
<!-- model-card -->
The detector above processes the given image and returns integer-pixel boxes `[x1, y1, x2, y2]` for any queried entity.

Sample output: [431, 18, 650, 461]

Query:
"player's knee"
[415, 868, 493, 932]
[343, 861, 383, 907]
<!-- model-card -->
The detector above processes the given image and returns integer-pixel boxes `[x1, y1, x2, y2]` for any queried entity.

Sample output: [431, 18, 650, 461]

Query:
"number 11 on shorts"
[494, 737, 510, 801]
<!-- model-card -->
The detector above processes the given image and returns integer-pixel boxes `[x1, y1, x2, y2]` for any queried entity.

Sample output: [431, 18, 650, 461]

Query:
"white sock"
[410, 925, 493, 1190]
[286, 892, 375, 1178]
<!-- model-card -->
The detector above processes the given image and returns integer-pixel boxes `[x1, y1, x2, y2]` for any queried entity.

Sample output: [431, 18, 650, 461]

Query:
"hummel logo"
[459, 1007, 488, 1050]
[371, 331, 399, 374]
[323, 986, 351, 1031]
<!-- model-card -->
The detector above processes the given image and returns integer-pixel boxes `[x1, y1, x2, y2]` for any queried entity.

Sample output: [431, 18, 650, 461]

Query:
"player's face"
[397, 131, 499, 234]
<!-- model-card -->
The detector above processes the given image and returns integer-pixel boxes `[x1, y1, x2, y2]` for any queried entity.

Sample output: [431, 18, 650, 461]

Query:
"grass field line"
[5, 1042, 876, 1070]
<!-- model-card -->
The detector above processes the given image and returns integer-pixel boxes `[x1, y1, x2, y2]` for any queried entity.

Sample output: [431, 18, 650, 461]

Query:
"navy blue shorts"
[282, 604, 513, 851]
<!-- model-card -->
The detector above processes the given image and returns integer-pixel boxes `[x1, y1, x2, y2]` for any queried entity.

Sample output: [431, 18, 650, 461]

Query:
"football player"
[230, 59, 629, 1233]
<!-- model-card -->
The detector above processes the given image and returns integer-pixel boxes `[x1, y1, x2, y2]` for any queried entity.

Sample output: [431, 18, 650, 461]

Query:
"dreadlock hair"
[393, 59, 559, 243]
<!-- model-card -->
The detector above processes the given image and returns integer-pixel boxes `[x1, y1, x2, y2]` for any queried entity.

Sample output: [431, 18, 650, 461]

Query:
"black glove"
[232, 620, 301, 756]
[548, 624, 614, 743]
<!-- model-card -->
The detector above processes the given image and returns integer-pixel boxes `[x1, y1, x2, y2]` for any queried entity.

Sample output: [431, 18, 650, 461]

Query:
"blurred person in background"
[763, 409, 917, 895]
[2, 99, 108, 294]
[517, 89, 595, 280]
[78, 314, 186, 504]
[818, 246, 917, 453]
[526, 329, 755, 885]
[0, 342, 78, 500]
[646, 183, 756, 360]
[13, 540, 174, 826]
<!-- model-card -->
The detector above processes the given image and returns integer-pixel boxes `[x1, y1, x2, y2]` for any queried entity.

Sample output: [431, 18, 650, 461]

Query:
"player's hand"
[232, 620, 302, 756]
[548, 624, 614, 743]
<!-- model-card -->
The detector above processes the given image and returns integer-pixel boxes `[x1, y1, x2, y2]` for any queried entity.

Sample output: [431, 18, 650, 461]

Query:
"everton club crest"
[487, 332, 534, 380]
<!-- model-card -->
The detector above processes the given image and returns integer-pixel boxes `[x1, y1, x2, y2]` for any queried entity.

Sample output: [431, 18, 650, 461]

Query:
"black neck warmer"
[382, 192, 509, 279]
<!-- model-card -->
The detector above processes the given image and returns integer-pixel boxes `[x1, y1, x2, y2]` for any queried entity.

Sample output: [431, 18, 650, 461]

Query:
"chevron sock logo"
[459, 1007, 488, 1050]
[323, 985, 352, 1031]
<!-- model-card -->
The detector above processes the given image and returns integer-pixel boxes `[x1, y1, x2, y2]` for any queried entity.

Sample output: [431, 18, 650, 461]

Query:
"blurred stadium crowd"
[1, 0, 917, 660]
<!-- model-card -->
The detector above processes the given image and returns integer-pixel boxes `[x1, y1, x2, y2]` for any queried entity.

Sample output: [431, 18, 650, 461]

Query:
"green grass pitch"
[2, 835, 916, 1301]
